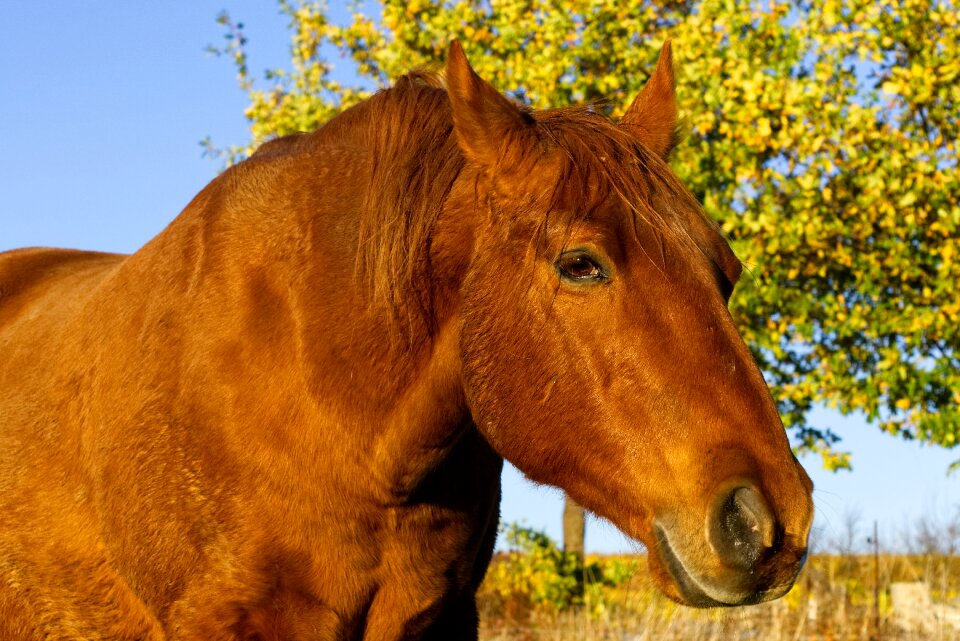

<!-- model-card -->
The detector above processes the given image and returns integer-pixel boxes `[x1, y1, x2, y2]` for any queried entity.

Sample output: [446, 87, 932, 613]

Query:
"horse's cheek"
[458, 277, 551, 465]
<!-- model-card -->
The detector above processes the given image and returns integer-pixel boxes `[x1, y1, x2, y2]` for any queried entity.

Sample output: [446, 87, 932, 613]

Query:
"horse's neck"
[112, 136, 476, 500]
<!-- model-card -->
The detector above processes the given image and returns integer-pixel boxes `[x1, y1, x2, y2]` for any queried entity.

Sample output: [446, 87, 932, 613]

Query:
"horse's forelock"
[526, 108, 705, 254]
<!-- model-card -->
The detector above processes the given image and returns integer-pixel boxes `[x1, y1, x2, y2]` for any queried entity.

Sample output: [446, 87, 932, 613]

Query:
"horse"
[0, 41, 813, 640]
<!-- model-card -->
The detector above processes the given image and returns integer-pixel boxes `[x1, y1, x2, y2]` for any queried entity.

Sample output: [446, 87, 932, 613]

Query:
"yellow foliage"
[213, 0, 960, 461]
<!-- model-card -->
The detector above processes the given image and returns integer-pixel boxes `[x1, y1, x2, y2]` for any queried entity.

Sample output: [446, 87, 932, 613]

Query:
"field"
[477, 525, 960, 641]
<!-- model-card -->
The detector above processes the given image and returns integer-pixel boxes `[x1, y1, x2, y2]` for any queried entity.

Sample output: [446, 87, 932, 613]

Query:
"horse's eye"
[556, 252, 606, 282]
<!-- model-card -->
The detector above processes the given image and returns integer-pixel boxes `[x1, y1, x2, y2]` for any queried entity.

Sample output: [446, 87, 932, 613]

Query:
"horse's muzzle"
[653, 482, 809, 607]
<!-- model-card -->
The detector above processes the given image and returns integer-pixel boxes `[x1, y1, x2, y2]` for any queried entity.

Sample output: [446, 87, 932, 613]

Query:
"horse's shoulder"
[0, 247, 124, 303]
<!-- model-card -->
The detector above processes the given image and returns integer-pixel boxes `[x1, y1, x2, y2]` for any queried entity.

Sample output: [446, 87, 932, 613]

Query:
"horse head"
[443, 41, 813, 607]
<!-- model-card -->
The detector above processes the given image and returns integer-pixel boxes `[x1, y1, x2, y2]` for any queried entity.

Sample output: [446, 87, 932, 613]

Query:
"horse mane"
[313, 72, 463, 336]
[287, 70, 710, 337]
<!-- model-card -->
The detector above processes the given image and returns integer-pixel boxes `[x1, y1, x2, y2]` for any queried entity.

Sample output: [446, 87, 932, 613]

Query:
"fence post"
[867, 520, 881, 640]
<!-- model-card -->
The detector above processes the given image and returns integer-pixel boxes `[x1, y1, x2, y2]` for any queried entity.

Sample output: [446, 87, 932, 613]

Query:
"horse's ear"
[445, 41, 533, 169]
[621, 41, 679, 160]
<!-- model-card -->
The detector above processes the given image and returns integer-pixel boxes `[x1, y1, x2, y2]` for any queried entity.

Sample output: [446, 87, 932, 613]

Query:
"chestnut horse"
[0, 42, 813, 639]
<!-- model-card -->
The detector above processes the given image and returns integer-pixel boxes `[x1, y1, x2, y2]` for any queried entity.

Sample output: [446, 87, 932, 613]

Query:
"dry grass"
[477, 554, 960, 641]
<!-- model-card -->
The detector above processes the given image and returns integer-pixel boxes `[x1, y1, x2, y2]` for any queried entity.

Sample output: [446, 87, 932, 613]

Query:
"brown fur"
[0, 42, 812, 639]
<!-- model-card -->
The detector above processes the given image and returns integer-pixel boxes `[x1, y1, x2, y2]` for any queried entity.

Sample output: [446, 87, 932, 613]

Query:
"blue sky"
[2, 3, 957, 553]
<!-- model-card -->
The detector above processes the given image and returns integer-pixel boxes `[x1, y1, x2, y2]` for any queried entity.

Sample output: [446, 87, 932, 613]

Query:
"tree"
[562, 496, 585, 593]
[827, 507, 863, 555]
[210, 0, 959, 469]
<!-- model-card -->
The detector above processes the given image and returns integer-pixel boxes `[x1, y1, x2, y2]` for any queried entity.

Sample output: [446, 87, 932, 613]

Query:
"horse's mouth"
[653, 525, 798, 607]
[654, 525, 727, 607]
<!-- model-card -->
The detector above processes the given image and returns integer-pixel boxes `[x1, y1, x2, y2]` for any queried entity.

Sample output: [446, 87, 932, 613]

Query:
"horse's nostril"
[709, 485, 776, 569]
[732, 486, 776, 549]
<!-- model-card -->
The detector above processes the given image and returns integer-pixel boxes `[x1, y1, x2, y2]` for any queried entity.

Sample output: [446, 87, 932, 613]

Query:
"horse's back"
[0, 245, 126, 457]
[0, 247, 122, 511]
[0, 246, 124, 420]
[0, 245, 126, 501]
[0, 246, 124, 327]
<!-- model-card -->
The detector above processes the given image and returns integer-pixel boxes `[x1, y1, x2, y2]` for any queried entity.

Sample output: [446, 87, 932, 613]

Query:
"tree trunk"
[562, 496, 585, 599]
[562, 496, 585, 557]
